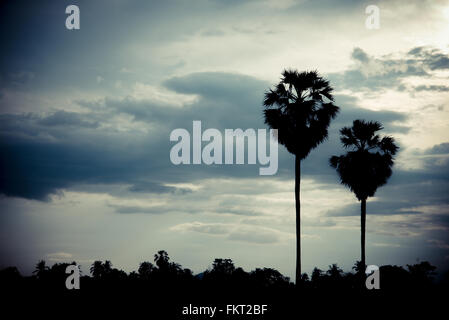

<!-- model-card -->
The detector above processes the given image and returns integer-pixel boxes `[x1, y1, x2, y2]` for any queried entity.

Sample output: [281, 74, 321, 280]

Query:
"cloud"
[427, 239, 449, 250]
[371, 242, 401, 248]
[170, 222, 231, 235]
[200, 28, 226, 37]
[329, 46, 449, 93]
[227, 227, 281, 244]
[127, 181, 192, 195]
[414, 85, 449, 92]
[424, 142, 449, 155]
[351, 47, 369, 63]
[418, 143, 449, 172]
[408, 46, 449, 70]
[0, 68, 418, 201]
[215, 206, 262, 216]
[170, 221, 292, 244]
[0, 71, 269, 200]
[38, 111, 99, 128]
[130, 82, 198, 106]
[9, 71, 35, 86]
[108, 204, 167, 214]
[46, 252, 73, 262]
[163, 71, 268, 105]
[326, 201, 423, 217]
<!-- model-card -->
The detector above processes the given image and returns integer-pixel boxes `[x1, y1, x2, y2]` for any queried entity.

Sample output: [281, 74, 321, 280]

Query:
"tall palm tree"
[330, 119, 398, 271]
[263, 70, 339, 283]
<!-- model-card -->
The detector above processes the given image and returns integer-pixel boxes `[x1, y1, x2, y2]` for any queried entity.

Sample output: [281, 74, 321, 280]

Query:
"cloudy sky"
[1, 0, 448, 278]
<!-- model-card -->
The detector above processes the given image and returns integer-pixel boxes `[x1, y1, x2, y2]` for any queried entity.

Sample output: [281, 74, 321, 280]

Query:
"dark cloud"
[0, 70, 416, 201]
[215, 206, 262, 216]
[351, 47, 369, 63]
[329, 46, 449, 93]
[164, 72, 268, 103]
[425, 142, 449, 155]
[0, 0, 250, 92]
[108, 204, 166, 214]
[408, 46, 449, 70]
[414, 85, 449, 92]
[128, 181, 192, 195]
[326, 201, 423, 217]
[38, 111, 99, 128]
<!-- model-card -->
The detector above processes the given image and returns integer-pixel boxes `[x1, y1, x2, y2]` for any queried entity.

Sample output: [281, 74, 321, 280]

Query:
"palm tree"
[33, 260, 48, 279]
[330, 119, 398, 271]
[154, 250, 170, 271]
[327, 263, 344, 279]
[263, 69, 339, 283]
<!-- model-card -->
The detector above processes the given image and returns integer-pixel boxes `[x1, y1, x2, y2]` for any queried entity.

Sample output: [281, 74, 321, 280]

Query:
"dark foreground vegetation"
[1, 250, 448, 317]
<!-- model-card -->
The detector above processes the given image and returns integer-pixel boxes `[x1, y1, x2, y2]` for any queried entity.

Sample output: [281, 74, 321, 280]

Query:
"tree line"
[1, 250, 446, 293]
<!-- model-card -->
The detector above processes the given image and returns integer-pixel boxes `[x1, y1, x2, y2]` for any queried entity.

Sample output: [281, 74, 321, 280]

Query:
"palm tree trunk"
[295, 156, 301, 284]
[361, 199, 366, 271]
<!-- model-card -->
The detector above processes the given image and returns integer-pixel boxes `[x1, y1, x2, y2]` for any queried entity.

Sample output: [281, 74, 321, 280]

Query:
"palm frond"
[379, 136, 399, 155]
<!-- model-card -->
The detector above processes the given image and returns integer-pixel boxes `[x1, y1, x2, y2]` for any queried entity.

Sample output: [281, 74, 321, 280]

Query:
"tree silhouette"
[90, 260, 117, 280]
[352, 260, 364, 274]
[311, 267, 323, 283]
[263, 69, 339, 283]
[250, 268, 291, 288]
[330, 120, 398, 270]
[211, 258, 235, 275]
[203, 258, 236, 284]
[90, 260, 105, 279]
[0, 252, 444, 301]
[327, 264, 344, 279]
[33, 260, 48, 279]
[103, 260, 113, 277]
[407, 261, 437, 287]
[138, 261, 155, 280]
[154, 250, 170, 271]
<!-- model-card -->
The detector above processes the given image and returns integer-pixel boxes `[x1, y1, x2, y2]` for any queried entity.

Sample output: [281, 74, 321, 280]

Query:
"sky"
[0, 0, 448, 279]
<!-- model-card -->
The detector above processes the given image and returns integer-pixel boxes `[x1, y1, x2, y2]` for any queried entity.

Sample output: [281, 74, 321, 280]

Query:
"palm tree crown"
[263, 70, 339, 159]
[330, 119, 399, 201]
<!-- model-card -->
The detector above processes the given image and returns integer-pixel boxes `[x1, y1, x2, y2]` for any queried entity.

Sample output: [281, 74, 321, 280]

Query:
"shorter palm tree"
[330, 120, 398, 270]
